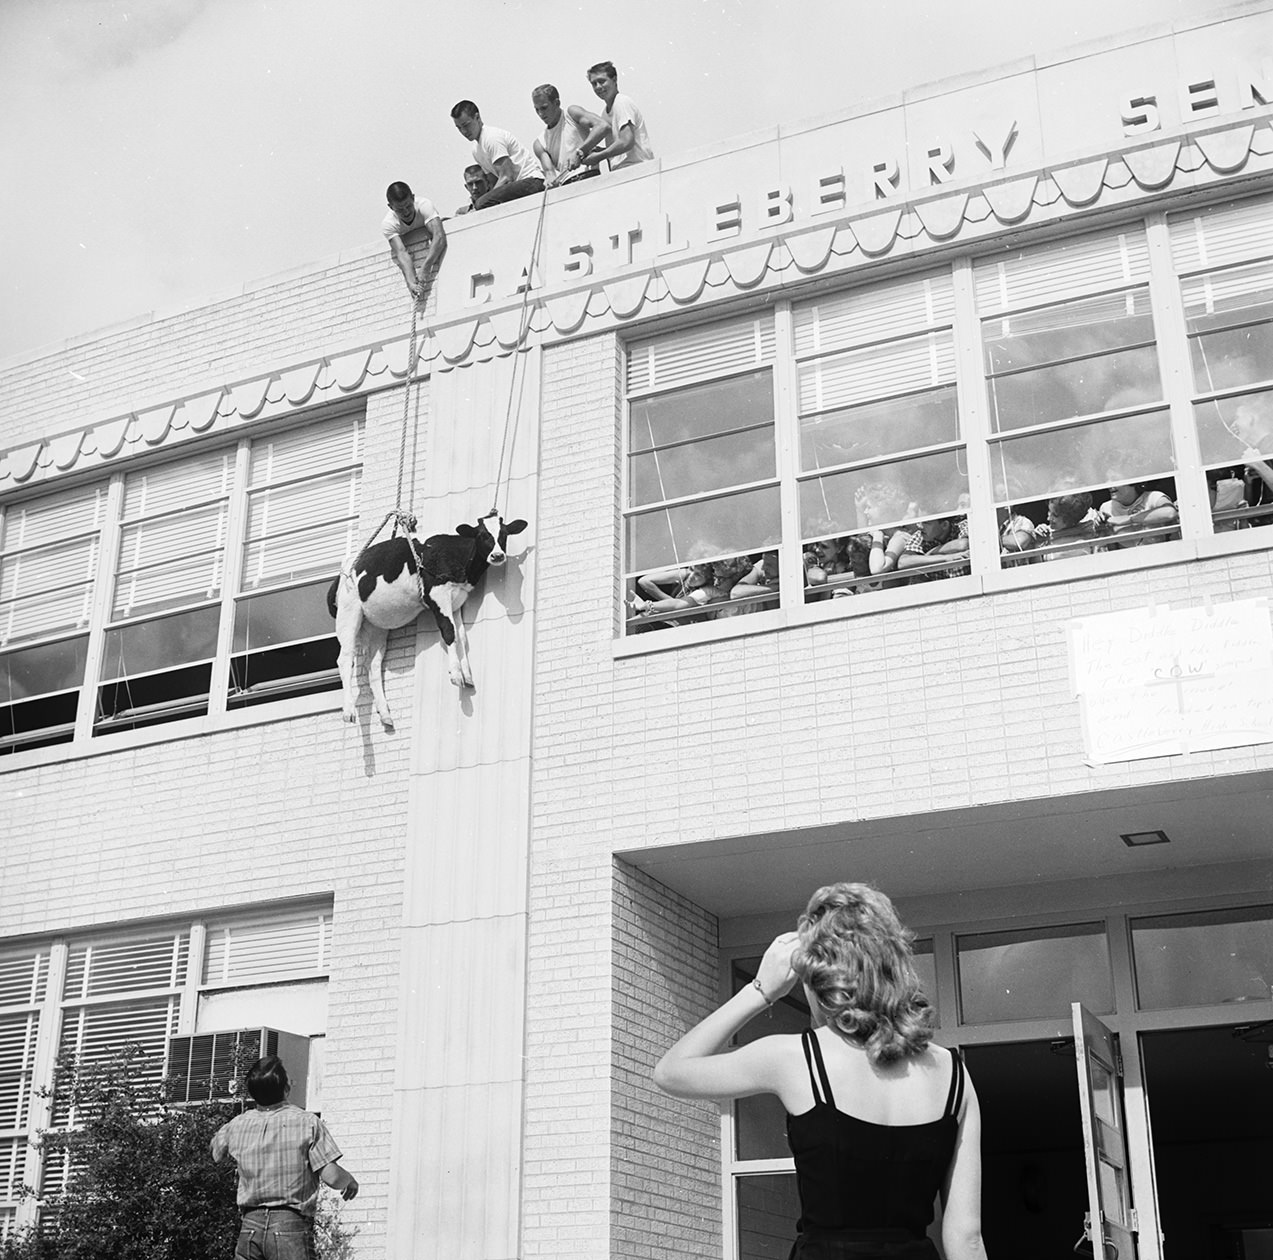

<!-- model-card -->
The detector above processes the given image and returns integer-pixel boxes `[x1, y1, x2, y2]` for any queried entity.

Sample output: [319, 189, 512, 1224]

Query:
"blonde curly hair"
[792, 882, 935, 1065]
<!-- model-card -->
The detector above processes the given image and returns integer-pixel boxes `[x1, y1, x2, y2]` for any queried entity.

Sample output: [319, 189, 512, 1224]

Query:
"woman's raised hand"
[756, 931, 800, 1004]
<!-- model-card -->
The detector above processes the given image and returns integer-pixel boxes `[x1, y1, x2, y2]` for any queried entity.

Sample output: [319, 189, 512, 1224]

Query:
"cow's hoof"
[448, 673, 463, 687]
[341, 708, 357, 724]
[378, 711, 395, 729]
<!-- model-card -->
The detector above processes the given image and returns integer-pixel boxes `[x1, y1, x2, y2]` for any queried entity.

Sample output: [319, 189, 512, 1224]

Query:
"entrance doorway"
[963, 1040, 1089, 1259]
[1141, 1026, 1273, 1259]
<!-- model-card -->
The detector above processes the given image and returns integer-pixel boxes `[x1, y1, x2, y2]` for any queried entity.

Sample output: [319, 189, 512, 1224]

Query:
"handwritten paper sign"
[1067, 598, 1273, 764]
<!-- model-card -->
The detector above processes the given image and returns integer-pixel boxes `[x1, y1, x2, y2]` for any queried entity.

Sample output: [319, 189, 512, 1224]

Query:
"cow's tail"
[326, 567, 356, 619]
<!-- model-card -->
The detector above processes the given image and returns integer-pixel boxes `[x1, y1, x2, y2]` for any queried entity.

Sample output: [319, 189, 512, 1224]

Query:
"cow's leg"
[334, 583, 364, 723]
[364, 623, 394, 727]
[429, 605, 464, 687]
[451, 598, 475, 688]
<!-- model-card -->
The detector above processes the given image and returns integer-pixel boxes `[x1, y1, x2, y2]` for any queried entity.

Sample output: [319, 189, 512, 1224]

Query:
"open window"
[1072, 1003, 1139, 1260]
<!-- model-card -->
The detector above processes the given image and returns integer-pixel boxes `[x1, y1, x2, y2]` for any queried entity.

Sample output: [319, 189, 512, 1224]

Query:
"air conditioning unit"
[167, 1027, 310, 1108]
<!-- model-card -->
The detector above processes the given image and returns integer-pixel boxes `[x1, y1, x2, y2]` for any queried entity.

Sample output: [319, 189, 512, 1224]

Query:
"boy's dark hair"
[450, 100, 479, 120]
[587, 60, 617, 81]
[245, 1055, 289, 1105]
[385, 181, 413, 203]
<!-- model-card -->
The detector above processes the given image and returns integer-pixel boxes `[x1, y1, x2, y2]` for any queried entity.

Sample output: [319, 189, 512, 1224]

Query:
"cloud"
[41, 0, 215, 74]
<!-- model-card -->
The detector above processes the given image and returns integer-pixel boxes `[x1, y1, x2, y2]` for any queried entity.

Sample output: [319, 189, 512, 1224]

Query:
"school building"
[3, 4, 1273, 1257]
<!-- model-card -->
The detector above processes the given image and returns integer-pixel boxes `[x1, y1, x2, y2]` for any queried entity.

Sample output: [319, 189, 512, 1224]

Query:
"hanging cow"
[325, 512, 528, 726]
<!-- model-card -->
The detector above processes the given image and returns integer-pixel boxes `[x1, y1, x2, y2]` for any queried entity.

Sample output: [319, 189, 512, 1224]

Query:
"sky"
[0, 0, 1238, 365]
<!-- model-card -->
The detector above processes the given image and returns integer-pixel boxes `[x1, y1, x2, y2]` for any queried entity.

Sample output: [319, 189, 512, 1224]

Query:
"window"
[0, 900, 331, 1230]
[1170, 196, 1273, 534]
[976, 229, 1179, 561]
[0, 486, 105, 751]
[956, 922, 1113, 1023]
[624, 315, 780, 628]
[1131, 903, 1273, 1010]
[619, 196, 1273, 638]
[797, 272, 967, 598]
[0, 406, 364, 753]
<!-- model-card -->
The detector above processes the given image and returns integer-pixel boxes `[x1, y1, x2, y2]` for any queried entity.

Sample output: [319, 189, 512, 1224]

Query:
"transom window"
[0, 407, 364, 754]
[621, 193, 1273, 636]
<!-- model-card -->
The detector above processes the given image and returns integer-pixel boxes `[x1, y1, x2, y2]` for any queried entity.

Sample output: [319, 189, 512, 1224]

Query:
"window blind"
[52, 998, 179, 1127]
[0, 485, 105, 645]
[974, 228, 1150, 314]
[793, 271, 955, 357]
[1180, 258, 1273, 322]
[0, 1138, 23, 1202]
[63, 932, 189, 1000]
[202, 905, 332, 986]
[241, 414, 364, 590]
[0, 949, 47, 1009]
[114, 453, 233, 619]
[627, 312, 776, 394]
[799, 331, 956, 414]
[0, 1013, 38, 1130]
[1170, 192, 1273, 274]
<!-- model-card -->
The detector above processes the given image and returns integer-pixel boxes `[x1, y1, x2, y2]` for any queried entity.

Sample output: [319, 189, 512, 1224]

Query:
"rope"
[490, 186, 551, 519]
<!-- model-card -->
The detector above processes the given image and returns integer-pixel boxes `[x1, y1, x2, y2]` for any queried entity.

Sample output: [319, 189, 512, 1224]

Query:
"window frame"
[617, 192, 1273, 651]
[0, 405, 364, 760]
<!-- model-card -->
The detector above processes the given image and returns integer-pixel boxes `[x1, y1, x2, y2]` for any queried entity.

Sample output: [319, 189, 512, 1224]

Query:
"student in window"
[211, 1055, 358, 1260]
[999, 507, 1039, 561]
[898, 516, 970, 578]
[1097, 482, 1179, 546]
[729, 550, 781, 611]
[1208, 468, 1248, 531]
[654, 883, 988, 1260]
[1034, 492, 1107, 559]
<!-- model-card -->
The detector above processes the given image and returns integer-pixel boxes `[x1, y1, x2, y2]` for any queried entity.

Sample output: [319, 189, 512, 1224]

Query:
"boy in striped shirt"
[210, 1055, 358, 1260]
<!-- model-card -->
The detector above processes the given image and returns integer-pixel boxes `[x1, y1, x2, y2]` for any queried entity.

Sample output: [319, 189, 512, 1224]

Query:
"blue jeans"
[234, 1207, 316, 1260]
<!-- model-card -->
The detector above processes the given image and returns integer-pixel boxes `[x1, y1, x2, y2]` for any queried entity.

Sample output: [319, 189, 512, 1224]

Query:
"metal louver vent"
[166, 1028, 308, 1107]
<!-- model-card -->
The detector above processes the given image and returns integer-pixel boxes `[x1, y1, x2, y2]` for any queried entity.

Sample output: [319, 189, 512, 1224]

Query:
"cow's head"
[458, 512, 528, 567]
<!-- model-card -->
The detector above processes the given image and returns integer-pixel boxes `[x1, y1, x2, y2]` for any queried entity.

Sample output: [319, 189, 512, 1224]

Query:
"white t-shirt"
[604, 93, 652, 169]
[473, 125, 539, 184]
[381, 196, 441, 240]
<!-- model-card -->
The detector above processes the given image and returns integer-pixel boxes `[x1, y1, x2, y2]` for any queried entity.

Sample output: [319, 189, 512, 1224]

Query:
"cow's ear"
[505, 519, 528, 535]
[456, 523, 477, 537]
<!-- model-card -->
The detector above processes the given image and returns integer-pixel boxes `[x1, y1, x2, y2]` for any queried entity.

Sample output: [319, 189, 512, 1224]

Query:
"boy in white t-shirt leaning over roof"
[450, 100, 545, 209]
[574, 60, 653, 173]
[381, 180, 446, 301]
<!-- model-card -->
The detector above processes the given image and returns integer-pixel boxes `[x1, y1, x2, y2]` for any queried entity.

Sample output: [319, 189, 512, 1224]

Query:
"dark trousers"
[235, 1207, 316, 1260]
[475, 177, 545, 209]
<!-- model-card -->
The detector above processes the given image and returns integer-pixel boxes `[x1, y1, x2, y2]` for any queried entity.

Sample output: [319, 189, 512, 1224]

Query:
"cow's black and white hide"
[325, 513, 527, 725]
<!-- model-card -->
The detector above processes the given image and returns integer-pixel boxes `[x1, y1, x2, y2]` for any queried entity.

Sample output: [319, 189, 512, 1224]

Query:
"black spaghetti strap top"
[785, 1029, 964, 1238]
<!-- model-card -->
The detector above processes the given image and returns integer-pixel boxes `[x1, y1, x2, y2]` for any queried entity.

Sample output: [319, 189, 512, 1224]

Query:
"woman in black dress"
[655, 882, 988, 1260]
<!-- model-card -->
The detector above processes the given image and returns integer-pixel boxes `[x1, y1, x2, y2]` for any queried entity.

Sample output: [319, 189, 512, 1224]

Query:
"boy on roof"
[531, 83, 603, 187]
[450, 100, 544, 208]
[382, 181, 447, 301]
[573, 60, 653, 173]
[455, 164, 497, 215]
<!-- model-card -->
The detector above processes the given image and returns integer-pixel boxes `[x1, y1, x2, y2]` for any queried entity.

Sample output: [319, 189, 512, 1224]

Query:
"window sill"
[612, 531, 1273, 658]
[0, 689, 344, 776]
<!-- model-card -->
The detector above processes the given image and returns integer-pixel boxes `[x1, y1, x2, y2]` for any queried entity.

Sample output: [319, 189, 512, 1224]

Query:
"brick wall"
[0, 244, 420, 451]
[612, 861, 720, 1260]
